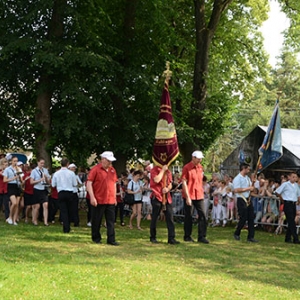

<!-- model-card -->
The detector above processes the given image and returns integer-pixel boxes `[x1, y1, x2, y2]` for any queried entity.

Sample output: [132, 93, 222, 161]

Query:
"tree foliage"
[0, 0, 272, 171]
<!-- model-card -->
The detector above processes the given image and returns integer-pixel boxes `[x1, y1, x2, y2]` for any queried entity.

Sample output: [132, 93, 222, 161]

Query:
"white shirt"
[275, 181, 300, 202]
[233, 173, 251, 198]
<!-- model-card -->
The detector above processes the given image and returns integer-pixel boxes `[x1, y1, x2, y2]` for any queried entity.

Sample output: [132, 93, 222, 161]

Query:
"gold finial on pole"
[163, 61, 172, 84]
[277, 90, 282, 100]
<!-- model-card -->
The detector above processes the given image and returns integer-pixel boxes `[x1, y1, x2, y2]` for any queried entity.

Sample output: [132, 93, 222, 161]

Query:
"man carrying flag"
[150, 63, 180, 244]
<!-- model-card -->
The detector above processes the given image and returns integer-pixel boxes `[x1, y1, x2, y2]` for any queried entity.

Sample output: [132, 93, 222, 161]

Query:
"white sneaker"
[6, 218, 13, 225]
[87, 222, 92, 227]
[13, 222, 18, 226]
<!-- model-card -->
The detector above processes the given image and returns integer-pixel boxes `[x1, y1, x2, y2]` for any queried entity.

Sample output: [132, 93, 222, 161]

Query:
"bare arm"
[86, 180, 97, 207]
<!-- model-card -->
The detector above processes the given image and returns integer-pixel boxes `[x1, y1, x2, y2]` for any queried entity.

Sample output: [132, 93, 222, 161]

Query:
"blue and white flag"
[257, 100, 282, 173]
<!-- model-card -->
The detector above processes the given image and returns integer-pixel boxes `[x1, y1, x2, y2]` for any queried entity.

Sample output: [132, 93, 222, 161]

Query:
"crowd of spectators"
[1, 152, 299, 237]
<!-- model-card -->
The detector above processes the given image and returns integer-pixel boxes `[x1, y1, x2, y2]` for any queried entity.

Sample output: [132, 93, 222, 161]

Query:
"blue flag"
[257, 100, 282, 173]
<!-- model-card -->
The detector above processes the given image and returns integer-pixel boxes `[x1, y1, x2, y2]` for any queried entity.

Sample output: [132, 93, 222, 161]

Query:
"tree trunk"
[113, 151, 128, 176]
[35, 74, 52, 168]
[34, 0, 66, 171]
[180, 0, 233, 161]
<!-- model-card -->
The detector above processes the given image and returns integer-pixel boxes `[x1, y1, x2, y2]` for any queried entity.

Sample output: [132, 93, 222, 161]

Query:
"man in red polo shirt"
[181, 150, 209, 244]
[86, 151, 119, 246]
[149, 164, 179, 244]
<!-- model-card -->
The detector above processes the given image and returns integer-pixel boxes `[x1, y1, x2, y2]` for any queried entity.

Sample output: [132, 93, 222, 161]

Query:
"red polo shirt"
[23, 171, 34, 195]
[150, 166, 172, 203]
[0, 170, 7, 194]
[88, 163, 117, 205]
[181, 161, 204, 200]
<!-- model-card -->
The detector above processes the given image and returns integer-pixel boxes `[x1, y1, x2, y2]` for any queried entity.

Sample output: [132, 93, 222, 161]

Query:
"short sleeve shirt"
[181, 161, 204, 200]
[275, 181, 300, 202]
[233, 173, 251, 198]
[150, 166, 172, 203]
[88, 164, 117, 205]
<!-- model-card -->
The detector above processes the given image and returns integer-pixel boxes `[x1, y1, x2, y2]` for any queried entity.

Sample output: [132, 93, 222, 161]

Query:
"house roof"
[259, 125, 300, 159]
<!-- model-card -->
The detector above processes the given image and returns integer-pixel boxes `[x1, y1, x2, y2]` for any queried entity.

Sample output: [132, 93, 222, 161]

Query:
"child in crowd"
[226, 186, 234, 221]
[295, 198, 300, 225]
[275, 202, 285, 235]
[212, 180, 227, 227]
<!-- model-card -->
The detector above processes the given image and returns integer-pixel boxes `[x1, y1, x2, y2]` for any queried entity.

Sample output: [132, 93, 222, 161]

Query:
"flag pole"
[161, 62, 172, 211]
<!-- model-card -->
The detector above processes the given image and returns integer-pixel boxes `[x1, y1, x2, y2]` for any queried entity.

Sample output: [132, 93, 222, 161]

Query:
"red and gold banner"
[152, 82, 179, 167]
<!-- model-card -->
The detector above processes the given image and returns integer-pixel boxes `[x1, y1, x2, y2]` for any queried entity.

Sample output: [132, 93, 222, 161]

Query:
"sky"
[260, 1, 290, 67]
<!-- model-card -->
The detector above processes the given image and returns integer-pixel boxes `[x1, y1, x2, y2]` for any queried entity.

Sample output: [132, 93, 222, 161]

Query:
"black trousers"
[48, 197, 60, 222]
[91, 204, 116, 244]
[150, 197, 175, 241]
[284, 200, 299, 242]
[58, 191, 73, 233]
[115, 202, 124, 223]
[234, 197, 255, 239]
[70, 193, 79, 226]
[86, 198, 91, 223]
[183, 199, 207, 240]
[0, 193, 10, 219]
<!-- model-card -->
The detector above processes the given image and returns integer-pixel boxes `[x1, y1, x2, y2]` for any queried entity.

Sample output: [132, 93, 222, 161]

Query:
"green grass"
[1, 215, 300, 300]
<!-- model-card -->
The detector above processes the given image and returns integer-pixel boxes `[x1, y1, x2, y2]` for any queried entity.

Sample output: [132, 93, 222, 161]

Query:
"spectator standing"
[0, 158, 9, 220]
[30, 158, 51, 226]
[128, 170, 143, 230]
[51, 158, 77, 233]
[115, 177, 125, 226]
[233, 163, 257, 242]
[23, 164, 34, 223]
[181, 151, 209, 244]
[86, 151, 119, 246]
[3, 156, 23, 225]
[275, 172, 300, 244]
[68, 163, 81, 227]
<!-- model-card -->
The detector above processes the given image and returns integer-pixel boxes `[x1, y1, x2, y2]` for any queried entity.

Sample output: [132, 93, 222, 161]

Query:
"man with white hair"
[86, 151, 119, 246]
[68, 163, 82, 227]
[181, 150, 209, 244]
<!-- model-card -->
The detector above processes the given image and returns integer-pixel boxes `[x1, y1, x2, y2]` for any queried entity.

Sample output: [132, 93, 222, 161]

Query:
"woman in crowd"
[142, 176, 152, 221]
[23, 164, 34, 223]
[127, 170, 143, 230]
[115, 177, 125, 226]
[3, 156, 23, 225]
[30, 158, 51, 226]
[0, 158, 9, 220]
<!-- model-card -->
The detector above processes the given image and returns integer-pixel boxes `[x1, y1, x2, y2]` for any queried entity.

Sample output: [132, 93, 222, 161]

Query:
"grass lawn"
[1, 214, 300, 300]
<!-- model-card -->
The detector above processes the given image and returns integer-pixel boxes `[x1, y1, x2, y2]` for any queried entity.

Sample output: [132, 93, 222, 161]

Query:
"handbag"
[124, 181, 135, 205]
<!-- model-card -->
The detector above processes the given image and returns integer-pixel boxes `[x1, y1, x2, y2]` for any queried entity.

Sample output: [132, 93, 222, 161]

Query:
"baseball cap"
[192, 150, 204, 159]
[101, 151, 116, 162]
[68, 163, 77, 169]
[17, 161, 24, 166]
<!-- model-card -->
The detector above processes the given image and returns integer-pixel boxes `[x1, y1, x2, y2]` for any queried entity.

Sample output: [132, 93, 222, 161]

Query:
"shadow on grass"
[1, 219, 300, 292]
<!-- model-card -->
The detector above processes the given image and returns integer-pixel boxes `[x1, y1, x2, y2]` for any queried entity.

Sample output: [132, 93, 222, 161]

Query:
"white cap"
[5, 153, 12, 161]
[17, 161, 24, 166]
[101, 151, 116, 162]
[68, 163, 77, 169]
[192, 150, 204, 159]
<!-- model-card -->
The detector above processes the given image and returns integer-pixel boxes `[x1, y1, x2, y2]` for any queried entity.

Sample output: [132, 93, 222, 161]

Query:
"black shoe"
[168, 239, 180, 245]
[247, 238, 259, 243]
[285, 239, 293, 243]
[184, 237, 194, 242]
[150, 239, 159, 244]
[93, 240, 102, 244]
[107, 241, 120, 246]
[293, 240, 300, 244]
[233, 234, 240, 241]
[198, 237, 209, 244]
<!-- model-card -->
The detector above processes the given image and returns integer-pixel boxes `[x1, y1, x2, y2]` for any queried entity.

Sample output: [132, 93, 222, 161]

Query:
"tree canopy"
[0, 0, 282, 171]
